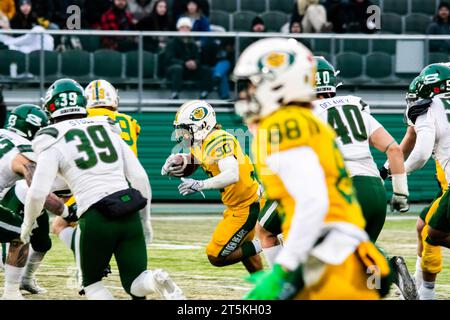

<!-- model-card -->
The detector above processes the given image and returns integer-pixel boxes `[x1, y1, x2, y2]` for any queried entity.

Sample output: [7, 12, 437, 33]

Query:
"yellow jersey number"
[115, 115, 134, 147]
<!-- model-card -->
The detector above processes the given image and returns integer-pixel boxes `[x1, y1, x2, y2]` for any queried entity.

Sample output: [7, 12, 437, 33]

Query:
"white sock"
[84, 281, 114, 300]
[419, 281, 436, 300]
[130, 270, 156, 297]
[414, 256, 423, 289]
[251, 239, 262, 254]
[262, 244, 283, 268]
[4, 265, 24, 295]
[59, 227, 75, 250]
[21, 248, 45, 283]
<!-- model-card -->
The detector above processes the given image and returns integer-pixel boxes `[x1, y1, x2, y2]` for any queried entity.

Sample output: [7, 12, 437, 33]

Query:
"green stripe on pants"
[352, 175, 387, 242]
[76, 207, 147, 294]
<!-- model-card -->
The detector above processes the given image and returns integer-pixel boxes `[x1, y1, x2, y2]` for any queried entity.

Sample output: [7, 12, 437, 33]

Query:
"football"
[172, 153, 199, 177]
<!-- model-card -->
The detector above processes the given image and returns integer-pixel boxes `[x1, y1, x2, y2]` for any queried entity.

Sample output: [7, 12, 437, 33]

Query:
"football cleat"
[151, 269, 186, 300]
[20, 278, 47, 294]
[390, 256, 418, 300]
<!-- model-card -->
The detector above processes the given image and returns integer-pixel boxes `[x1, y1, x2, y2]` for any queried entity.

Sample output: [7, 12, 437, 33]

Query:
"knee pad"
[84, 281, 114, 300]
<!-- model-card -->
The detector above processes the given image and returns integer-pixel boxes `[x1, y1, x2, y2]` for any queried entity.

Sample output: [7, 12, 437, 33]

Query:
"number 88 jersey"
[312, 95, 382, 178]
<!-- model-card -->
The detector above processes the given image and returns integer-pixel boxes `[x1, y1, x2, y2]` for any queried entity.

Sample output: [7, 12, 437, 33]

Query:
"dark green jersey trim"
[16, 144, 33, 153]
[36, 127, 59, 138]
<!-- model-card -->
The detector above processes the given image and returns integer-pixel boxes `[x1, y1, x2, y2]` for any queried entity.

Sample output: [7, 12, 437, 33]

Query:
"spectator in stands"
[85, 0, 113, 29]
[180, 0, 210, 32]
[290, 18, 302, 33]
[251, 16, 265, 33]
[173, 0, 209, 22]
[291, 0, 332, 33]
[326, 0, 351, 33]
[10, 0, 38, 30]
[428, 2, 450, 52]
[0, 11, 10, 30]
[32, 0, 58, 29]
[0, 85, 6, 129]
[128, 0, 154, 23]
[137, 0, 174, 51]
[165, 17, 211, 99]
[347, 0, 375, 33]
[100, 0, 137, 51]
[0, 0, 15, 21]
[211, 38, 234, 99]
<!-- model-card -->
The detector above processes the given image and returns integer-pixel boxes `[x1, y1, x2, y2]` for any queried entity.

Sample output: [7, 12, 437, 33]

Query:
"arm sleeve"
[404, 112, 435, 173]
[366, 114, 383, 136]
[201, 156, 239, 190]
[269, 146, 329, 271]
[23, 148, 60, 226]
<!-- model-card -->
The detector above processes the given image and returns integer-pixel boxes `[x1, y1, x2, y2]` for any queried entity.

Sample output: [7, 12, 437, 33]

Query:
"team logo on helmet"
[257, 51, 295, 72]
[190, 106, 208, 121]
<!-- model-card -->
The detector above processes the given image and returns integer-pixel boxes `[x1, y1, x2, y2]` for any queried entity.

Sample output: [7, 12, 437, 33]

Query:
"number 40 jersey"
[312, 95, 382, 178]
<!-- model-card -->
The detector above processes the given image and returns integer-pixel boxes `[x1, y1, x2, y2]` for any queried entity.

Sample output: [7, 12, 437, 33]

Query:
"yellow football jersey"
[191, 129, 259, 209]
[252, 106, 366, 239]
[435, 160, 448, 192]
[87, 108, 141, 156]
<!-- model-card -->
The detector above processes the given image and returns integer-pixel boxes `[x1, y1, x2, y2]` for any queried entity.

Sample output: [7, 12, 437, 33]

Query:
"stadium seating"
[0, 50, 26, 77]
[79, 35, 101, 52]
[93, 49, 123, 79]
[372, 39, 396, 54]
[61, 50, 90, 77]
[210, 10, 231, 30]
[268, 0, 294, 14]
[404, 13, 432, 34]
[366, 52, 393, 79]
[341, 39, 369, 55]
[380, 13, 403, 34]
[410, 0, 437, 15]
[261, 11, 289, 32]
[125, 50, 156, 80]
[240, 0, 266, 13]
[428, 52, 450, 64]
[29, 50, 58, 78]
[232, 11, 258, 31]
[383, 0, 408, 15]
[210, 0, 237, 13]
[336, 52, 364, 80]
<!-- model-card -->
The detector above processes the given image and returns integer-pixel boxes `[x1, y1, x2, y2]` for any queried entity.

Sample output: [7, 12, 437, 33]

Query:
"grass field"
[1, 211, 449, 300]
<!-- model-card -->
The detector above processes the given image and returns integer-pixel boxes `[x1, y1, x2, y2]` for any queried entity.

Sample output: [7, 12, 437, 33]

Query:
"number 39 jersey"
[312, 95, 382, 178]
[0, 129, 35, 194]
[32, 116, 130, 215]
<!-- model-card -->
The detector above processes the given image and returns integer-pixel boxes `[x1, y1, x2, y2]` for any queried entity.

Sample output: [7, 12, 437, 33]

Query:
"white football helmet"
[233, 38, 316, 123]
[85, 79, 119, 111]
[173, 100, 217, 146]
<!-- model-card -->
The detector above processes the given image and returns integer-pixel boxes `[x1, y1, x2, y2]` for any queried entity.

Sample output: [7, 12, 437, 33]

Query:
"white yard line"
[385, 216, 417, 221]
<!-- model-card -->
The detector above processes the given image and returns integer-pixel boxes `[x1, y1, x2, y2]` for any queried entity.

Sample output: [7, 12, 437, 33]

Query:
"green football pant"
[75, 207, 147, 294]
[352, 175, 387, 242]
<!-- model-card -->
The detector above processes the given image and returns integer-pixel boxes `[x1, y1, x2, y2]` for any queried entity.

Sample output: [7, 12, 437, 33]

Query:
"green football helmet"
[314, 56, 342, 97]
[405, 76, 421, 106]
[43, 78, 87, 119]
[417, 63, 450, 99]
[6, 104, 49, 140]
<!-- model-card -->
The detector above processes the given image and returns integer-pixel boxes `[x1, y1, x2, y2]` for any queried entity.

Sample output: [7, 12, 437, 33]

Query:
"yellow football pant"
[421, 195, 443, 274]
[294, 252, 380, 300]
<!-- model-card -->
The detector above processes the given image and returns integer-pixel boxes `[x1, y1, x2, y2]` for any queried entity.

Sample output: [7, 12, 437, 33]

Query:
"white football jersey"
[406, 96, 450, 182]
[32, 116, 130, 215]
[312, 95, 382, 177]
[0, 129, 35, 195]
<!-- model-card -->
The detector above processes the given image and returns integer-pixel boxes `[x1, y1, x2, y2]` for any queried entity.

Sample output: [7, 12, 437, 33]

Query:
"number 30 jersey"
[32, 116, 131, 216]
[312, 95, 382, 178]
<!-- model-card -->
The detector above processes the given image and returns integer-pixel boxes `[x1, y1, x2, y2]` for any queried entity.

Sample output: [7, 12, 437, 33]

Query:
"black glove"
[379, 166, 391, 181]
[63, 203, 78, 223]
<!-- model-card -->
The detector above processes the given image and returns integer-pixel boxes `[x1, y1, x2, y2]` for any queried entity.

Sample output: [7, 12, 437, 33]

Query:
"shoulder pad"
[36, 127, 59, 139]
[407, 98, 432, 124]
[32, 129, 59, 155]
[16, 144, 37, 162]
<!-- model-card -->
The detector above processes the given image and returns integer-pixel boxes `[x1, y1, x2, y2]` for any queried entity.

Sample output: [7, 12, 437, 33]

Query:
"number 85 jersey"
[312, 95, 382, 178]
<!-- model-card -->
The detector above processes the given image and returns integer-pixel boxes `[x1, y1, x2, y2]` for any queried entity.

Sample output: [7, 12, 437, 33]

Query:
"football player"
[51, 79, 149, 256]
[312, 56, 417, 299]
[20, 78, 184, 300]
[389, 64, 450, 299]
[233, 38, 392, 300]
[0, 105, 68, 299]
[161, 100, 264, 273]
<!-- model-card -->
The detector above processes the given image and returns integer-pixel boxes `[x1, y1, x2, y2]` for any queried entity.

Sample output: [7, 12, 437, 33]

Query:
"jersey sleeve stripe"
[16, 144, 33, 153]
[205, 136, 236, 155]
[36, 127, 59, 138]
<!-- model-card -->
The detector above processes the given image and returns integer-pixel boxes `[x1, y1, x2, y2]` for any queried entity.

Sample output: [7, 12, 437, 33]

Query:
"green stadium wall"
[133, 112, 439, 203]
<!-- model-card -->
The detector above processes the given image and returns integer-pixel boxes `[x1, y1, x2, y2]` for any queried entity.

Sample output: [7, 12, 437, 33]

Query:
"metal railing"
[1, 29, 450, 112]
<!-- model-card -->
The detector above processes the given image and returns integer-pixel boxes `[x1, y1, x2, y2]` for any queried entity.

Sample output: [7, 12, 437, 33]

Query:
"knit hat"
[176, 17, 193, 30]
[251, 16, 264, 28]
[439, 1, 450, 10]
[19, 0, 32, 6]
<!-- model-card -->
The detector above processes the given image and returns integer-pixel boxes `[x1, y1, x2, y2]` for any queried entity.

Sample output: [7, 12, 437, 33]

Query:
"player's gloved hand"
[390, 193, 409, 213]
[244, 264, 291, 300]
[178, 178, 204, 196]
[379, 166, 391, 181]
[62, 203, 78, 223]
[161, 154, 186, 177]
[20, 222, 34, 244]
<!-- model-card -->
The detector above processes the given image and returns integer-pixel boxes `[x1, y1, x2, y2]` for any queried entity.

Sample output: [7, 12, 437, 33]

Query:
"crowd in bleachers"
[0, 0, 449, 99]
